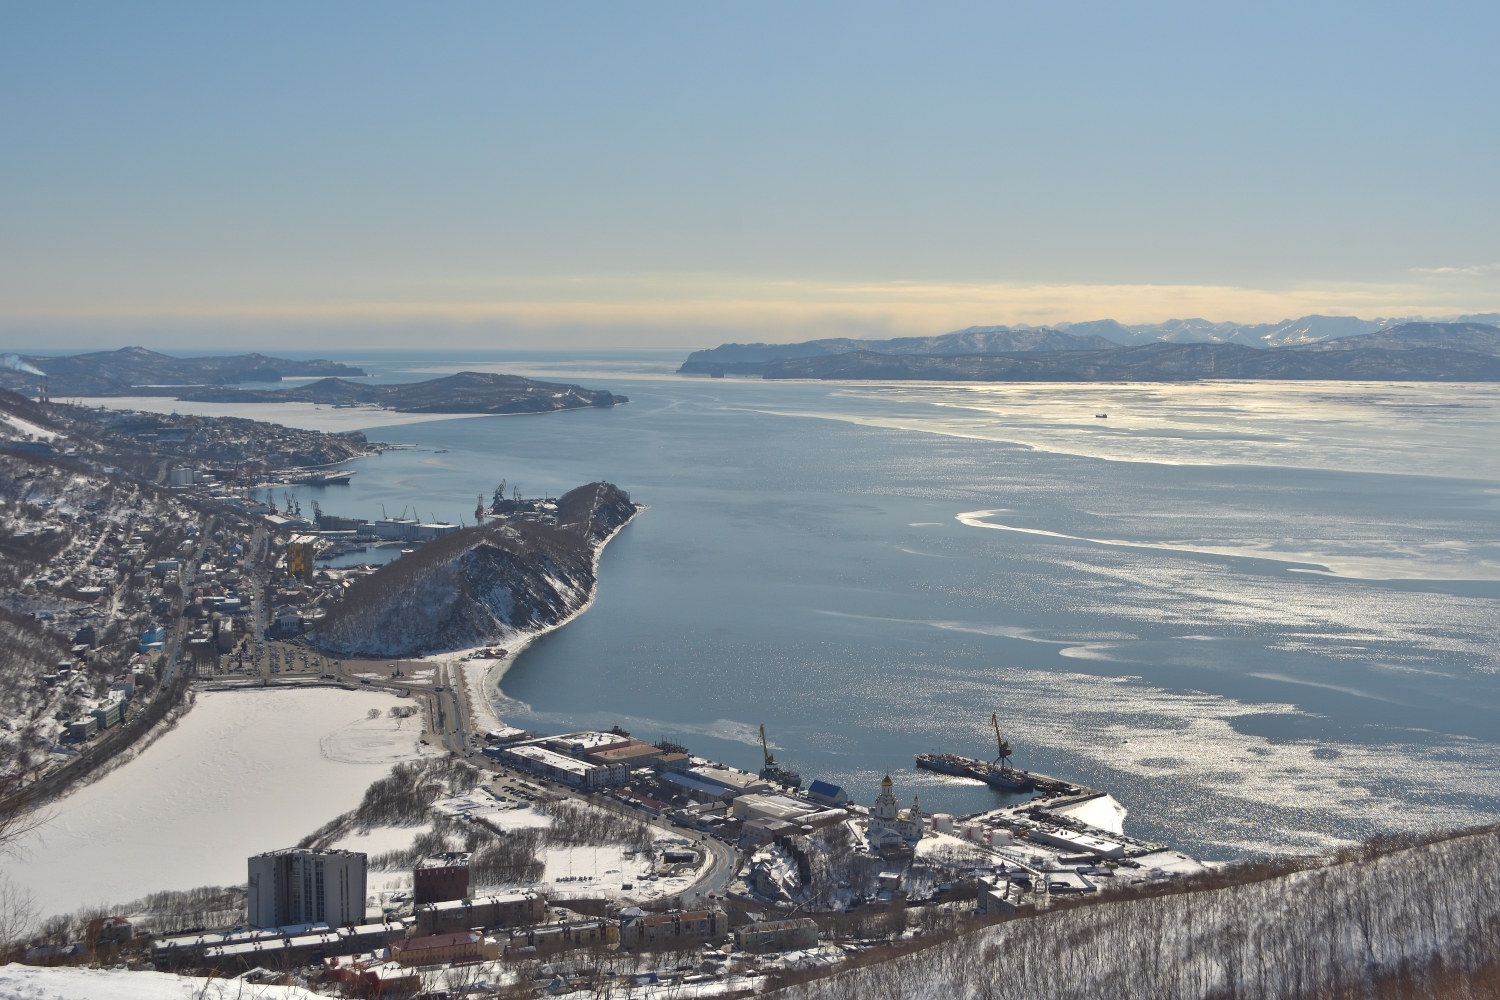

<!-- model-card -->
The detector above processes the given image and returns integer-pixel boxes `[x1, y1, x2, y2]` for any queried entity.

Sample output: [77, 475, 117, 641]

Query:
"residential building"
[390, 930, 494, 967]
[413, 891, 544, 935]
[505, 920, 618, 956]
[85, 916, 133, 949]
[620, 909, 726, 950]
[413, 852, 470, 906]
[735, 917, 819, 953]
[247, 847, 367, 929]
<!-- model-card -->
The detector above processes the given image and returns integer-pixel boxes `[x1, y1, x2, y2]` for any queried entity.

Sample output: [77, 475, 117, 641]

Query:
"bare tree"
[0, 876, 37, 956]
[0, 776, 42, 853]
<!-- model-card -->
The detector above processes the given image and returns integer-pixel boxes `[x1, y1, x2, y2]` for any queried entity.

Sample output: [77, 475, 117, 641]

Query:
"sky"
[2, 1, 1498, 351]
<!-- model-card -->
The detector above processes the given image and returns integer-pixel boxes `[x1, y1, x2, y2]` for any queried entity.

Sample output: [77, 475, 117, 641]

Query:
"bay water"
[237, 352, 1500, 861]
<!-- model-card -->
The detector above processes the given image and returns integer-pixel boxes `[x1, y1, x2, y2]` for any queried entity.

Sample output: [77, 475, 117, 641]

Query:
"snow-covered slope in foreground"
[0, 964, 321, 1000]
[781, 827, 1500, 1000]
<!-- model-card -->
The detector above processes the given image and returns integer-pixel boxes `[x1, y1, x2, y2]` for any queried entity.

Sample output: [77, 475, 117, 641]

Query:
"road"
[680, 835, 739, 907]
[294, 647, 748, 907]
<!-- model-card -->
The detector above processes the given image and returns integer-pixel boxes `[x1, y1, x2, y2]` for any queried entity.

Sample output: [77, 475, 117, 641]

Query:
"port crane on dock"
[758, 724, 802, 789]
[992, 712, 1017, 773]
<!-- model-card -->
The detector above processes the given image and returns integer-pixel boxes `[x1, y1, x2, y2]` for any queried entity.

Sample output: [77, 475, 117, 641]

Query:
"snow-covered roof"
[505, 743, 594, 776]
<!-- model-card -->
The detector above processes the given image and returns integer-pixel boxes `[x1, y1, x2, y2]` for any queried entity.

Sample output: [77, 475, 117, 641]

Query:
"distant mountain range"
[678, 328, 1120, 375]
[0, 348, 627, 414]
[680, 318, 1500, 382]
[0, 346, 365, 397]
[1057, 313, 1500, 348]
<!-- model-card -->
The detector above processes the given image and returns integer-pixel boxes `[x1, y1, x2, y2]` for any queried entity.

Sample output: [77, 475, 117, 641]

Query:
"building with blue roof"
[807, 779, 849, 807]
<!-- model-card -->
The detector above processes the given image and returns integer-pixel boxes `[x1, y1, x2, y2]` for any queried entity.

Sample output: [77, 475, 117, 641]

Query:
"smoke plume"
[1, 354, 46, 377]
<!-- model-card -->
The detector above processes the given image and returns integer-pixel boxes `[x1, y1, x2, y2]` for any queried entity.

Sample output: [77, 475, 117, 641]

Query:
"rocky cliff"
[307, 482, 639, 658]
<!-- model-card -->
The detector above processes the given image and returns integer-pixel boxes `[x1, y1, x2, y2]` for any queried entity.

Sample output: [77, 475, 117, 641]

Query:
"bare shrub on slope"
[309, 482, 637, 658]
[309, 519, 596, 656]
[469, 830, 547, 888]
[534, 799, 653, 852]
[349, 758, 475, 827]
[774, 826, 1500, 1000]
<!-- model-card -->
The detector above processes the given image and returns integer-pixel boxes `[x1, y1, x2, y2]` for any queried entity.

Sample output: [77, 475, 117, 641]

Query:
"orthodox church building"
[867, 774, 924, 848]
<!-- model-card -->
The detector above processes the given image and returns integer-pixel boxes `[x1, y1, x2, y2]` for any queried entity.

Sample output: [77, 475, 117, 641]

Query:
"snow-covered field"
[0, 964, 323, 1000]
[348, 790, 704, 908]
[0, 410, 57, 441]
[0, 689, 425, 918]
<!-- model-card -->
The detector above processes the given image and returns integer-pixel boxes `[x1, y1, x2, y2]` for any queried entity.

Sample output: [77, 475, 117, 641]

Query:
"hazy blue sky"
[3, 2, 1497, 350]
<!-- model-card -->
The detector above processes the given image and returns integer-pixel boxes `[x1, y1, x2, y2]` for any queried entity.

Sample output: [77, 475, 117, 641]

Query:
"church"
[866, 774, 925, 849]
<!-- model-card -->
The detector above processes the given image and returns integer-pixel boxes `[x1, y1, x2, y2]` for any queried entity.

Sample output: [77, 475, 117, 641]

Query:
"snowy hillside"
[777, 826, 1500, 999]
[308, 483, 639, 658]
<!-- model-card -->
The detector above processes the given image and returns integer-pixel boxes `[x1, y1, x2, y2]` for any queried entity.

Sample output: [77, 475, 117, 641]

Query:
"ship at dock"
[286, 468, 355, 486]
[915, 751, 1034, 791]
[916, 713, 1036, 792]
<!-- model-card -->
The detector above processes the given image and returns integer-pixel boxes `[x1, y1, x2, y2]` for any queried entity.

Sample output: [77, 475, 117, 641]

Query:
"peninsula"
[307, 482, 641, 658]
[172, 371, 628, 414]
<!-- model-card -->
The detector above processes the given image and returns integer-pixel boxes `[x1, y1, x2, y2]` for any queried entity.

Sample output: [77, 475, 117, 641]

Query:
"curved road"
[327, 652, 746, 904]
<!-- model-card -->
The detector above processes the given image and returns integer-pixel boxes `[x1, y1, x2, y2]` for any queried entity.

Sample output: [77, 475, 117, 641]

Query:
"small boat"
[1095, 413, 1108, 419]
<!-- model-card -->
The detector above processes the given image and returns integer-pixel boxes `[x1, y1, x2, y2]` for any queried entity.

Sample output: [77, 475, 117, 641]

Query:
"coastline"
[423, 503, 646, 738]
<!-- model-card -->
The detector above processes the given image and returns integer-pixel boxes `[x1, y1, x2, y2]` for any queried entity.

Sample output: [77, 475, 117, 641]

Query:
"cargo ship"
[915, 712, 1036, 792]
[287, 469, 355, 486]
[915, 751, 1034, 791]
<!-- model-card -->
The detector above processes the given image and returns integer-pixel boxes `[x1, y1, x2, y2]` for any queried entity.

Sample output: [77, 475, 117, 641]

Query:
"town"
[29, 713, 1206, 997]
[2, 393, 1206, 997]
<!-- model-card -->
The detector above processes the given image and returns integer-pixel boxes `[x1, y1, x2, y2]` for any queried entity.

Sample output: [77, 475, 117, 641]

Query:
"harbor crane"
[992, 712, 1015, 772]
[758, 723, 802, 789]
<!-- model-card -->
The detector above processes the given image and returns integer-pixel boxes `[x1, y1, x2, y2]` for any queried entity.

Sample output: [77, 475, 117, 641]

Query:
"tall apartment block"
[247, 847, 368, 929]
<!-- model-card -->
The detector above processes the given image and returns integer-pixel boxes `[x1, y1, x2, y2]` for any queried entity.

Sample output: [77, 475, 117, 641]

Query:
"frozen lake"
[0, 688, 425, 918]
